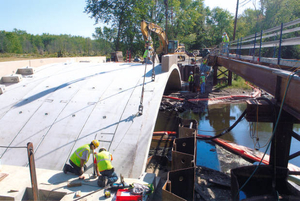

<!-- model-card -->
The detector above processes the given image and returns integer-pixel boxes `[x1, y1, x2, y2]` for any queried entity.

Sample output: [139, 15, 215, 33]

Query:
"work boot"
[104, 176, 108, 187]
[63, 164, 68, 174]
[97, 176, 108, 187]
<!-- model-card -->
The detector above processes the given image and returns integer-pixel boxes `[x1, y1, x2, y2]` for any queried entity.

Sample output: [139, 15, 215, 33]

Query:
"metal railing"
[222, 18, 300, 68]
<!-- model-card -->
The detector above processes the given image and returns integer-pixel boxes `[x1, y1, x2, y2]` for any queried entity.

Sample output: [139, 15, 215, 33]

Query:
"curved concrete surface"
[0, 60, 181, 179]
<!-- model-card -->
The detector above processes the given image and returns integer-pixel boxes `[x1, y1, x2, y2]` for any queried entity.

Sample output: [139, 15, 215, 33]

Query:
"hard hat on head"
[91, 140, 100, 148]
[201, 72, 204, 75]
[148, 46, 152, 50]
[190, 71, 193, 74]
[99, 147, 107, 152]
[223, 32, 226, 35]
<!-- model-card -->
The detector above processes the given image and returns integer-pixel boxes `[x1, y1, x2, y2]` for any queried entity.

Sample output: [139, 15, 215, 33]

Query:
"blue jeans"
[222, 43, 228, 55]
[201, 82, 205, 94]
[100, 168, 118, 184]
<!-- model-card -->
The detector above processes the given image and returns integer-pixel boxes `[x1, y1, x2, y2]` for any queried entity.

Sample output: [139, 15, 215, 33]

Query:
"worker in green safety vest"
[63, 139, 99, 179]
[200, 72, 206, 94]
[94, 148, 118, 187]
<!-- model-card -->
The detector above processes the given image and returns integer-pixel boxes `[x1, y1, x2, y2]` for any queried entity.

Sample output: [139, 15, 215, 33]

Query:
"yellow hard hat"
[105, 190, 111, 198]
[91, 140, 100, 148]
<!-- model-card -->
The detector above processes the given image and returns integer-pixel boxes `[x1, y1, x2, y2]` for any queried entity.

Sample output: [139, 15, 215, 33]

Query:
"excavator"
[141, 20, 187, 61]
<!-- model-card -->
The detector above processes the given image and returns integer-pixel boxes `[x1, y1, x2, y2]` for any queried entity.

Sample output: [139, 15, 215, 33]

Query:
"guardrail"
[221, 18, 300, 68]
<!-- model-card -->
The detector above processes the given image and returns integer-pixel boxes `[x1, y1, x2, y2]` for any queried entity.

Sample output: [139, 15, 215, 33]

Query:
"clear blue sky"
[0, 0, 254, 39]
[0, 0, 102, 38]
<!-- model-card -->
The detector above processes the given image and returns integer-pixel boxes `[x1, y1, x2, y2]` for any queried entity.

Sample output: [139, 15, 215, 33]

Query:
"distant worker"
[200, 72, 206, 94]
[63, 140, 100, 179]
[143, 44, 153, 64]
[222, 32, 230, 55]
[188, 71, 194, 92]
[94, 148, 118, 187]
[200, 58, 208, 72]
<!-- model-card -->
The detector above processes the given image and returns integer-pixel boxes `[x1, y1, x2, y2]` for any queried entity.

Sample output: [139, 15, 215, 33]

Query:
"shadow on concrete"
[47, 172, 99, 193]
[13, 65, 137, 108]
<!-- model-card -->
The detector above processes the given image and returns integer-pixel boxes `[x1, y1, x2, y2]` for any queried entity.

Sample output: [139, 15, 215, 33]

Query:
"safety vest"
[200, 75, 206, 83]
[223, 34, 229, 43]
[70, 144, 91, 167]
[188, 75, 194, 82]
[203, 59, 207, 65]
[95, 151, 113, 172]
[143, 50, 148, 58]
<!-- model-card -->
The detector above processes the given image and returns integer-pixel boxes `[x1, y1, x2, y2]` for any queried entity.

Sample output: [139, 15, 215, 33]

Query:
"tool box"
[115, 189, 142, 201]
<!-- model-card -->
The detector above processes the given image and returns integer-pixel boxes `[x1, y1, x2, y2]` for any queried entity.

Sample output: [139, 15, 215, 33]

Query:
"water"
[180, 103, 300, 167]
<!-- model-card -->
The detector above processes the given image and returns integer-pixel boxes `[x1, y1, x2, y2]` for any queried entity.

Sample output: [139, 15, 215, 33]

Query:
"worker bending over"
[94, 148, 118, 187]
[63, 140, 99, 179]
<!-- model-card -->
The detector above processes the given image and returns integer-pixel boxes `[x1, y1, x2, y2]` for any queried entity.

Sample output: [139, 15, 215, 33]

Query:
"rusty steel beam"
[214, 56, 300, 120]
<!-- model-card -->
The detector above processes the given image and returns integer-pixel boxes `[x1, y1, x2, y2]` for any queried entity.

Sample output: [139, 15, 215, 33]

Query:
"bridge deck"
[0, 61, 177, 178]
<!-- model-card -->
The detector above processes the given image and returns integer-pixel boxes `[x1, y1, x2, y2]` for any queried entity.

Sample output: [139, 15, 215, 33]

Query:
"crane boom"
[141, 20, 168, 55]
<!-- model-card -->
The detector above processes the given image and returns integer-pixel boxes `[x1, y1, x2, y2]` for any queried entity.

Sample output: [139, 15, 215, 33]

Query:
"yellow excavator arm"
[141, 20, 168, 55]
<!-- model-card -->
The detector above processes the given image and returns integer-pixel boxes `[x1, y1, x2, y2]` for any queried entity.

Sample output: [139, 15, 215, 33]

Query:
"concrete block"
[2, 74, 22, 83]
[0, 85, 5, 94]
[16, 67, 35, 75]
[162, 54, 177, 72]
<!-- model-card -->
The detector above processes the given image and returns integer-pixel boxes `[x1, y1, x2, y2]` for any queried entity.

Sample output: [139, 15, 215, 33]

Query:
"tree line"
[1, 0, 299, 59]
[0, 29, 113, 57]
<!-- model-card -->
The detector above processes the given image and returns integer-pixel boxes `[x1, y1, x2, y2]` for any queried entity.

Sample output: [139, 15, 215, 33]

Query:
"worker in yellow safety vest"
[63, 140, 99, 179]
[188, 71, 194, 92]
[94, 148, 119, 187]
[143, 45, 152, 64]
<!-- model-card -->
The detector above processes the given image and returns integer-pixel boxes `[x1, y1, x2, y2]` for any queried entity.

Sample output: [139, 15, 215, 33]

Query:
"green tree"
[5, 31, 23, 53]
[85, 0, 138, 51]
[205, 7, 234, 47]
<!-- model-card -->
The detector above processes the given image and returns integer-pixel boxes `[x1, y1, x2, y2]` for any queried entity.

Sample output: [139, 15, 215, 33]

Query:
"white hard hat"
[223, 32, 226, 35]
[201, 72, 204, 75]
[190, 71, 193, 74]
[148, 46, 152, 50]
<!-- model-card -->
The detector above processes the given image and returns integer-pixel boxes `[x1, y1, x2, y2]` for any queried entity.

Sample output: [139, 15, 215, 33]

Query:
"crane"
[141, 20, 186, 59]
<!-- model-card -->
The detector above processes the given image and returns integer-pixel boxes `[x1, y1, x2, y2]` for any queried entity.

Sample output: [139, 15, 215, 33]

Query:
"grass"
[0, 53, 46, 62]
[215, 67, 252, 90]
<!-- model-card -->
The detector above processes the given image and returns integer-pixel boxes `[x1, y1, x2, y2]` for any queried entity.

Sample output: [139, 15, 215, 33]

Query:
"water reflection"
[180, 103, 300, 167]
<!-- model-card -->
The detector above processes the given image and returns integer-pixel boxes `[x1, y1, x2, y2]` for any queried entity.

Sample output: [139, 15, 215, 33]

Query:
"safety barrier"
[223, 18, 300, 68]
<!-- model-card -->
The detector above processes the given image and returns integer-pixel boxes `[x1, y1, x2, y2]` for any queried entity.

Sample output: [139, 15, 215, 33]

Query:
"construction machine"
[141, 20, 187, 61]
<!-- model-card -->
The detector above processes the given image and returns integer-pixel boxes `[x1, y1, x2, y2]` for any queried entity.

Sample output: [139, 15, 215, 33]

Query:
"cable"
[0, 146, 27, 149]
[197, 109, 247, 140]
[235, 70, 298, 200]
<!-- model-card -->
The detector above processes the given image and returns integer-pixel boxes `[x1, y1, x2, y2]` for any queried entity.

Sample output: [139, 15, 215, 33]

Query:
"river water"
[180, 103, 300, 167]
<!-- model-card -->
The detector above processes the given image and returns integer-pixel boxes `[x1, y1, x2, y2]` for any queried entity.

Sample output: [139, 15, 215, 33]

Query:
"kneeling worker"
[94, 148, 118, 187]
[63, 140, 100, 179]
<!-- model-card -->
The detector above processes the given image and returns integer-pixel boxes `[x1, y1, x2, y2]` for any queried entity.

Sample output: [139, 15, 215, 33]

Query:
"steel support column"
[269, 110, 293, 168]
[213, 65, 218, 86]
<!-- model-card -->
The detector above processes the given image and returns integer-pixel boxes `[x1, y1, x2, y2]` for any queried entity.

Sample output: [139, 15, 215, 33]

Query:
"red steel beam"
[214, 56, 300, 120]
